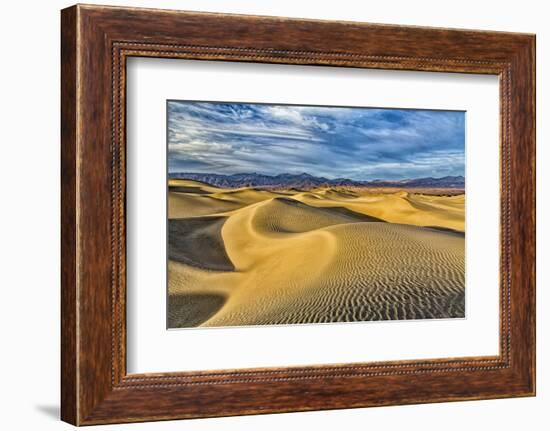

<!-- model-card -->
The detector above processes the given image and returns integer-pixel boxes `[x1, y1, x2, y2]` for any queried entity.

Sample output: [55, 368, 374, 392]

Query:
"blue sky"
[167, 101, 465, 181]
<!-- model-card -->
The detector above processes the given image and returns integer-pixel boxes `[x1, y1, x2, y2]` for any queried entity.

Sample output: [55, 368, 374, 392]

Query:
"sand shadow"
[423, 225, 465, 237]
[169, 185, 211, 194]
[168, 216, 235, 271]
[168, 293, 227, 328]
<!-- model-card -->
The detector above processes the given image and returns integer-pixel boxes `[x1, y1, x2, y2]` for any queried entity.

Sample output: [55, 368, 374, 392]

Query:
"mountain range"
[169, 172, 465, 190]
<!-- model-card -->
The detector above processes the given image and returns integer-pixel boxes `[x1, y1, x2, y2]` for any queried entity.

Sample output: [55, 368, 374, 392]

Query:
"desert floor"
[167, 179, 465, 328]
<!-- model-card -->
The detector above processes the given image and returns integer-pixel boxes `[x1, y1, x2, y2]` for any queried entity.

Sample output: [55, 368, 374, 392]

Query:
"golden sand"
[167, 179, 465, 328]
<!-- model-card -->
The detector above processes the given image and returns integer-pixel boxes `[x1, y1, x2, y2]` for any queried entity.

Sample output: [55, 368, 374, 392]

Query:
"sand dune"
[169, 182, 280, 218]
[167, 179, 465, 328]
[294, 189, 465, 232]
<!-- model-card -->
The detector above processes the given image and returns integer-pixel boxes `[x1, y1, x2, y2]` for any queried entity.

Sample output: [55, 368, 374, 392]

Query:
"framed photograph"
[165, 100, 467, 330]
[61, 4, 536, 425]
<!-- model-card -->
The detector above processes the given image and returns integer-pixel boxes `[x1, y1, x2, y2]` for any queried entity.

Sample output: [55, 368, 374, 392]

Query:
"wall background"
[0, 0, 545, 429]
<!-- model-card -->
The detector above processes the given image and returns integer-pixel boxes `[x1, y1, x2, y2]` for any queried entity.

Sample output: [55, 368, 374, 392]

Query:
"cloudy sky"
[167, 101, 465, 181]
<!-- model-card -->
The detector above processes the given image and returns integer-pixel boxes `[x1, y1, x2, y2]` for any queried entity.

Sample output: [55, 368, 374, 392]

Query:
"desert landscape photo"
[166, 101, 465, 328]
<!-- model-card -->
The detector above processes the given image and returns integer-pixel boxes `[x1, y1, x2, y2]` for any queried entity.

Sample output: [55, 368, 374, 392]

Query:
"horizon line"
[167, 171, 465, 182]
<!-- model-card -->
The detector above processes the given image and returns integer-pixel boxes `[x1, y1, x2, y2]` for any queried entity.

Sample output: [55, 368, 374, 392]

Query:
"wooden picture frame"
[61, 4, 536, 425]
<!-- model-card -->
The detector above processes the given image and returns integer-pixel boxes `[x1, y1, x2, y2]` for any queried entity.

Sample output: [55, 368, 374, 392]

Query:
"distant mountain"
[366, 176, 465, 189]
[168, 172, 464, 189]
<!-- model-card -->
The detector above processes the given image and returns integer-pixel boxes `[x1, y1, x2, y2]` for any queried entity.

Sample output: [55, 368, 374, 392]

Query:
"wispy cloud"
[167, 101, 465, 181]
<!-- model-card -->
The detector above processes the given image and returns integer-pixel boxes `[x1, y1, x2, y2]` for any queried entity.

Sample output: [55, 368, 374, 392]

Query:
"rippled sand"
[167, 179, 465, 328]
